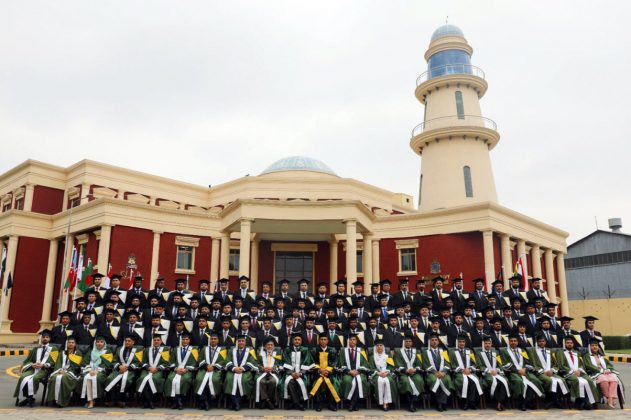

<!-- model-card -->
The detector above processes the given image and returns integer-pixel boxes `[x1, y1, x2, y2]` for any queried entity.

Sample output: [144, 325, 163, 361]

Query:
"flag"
[4, 272, 12, 296]
[64, 247, 78, 291]
[127, 268, 134, 290]
[496, 266, 503, 283]
[102, 262, 112, 288]
[77, 258, 92, 292]
[514, 256, 527, 290]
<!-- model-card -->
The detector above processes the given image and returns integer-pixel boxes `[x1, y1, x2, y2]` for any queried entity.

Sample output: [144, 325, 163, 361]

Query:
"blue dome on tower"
[261, 156, 337, 176]
[430, 24, 465, 42]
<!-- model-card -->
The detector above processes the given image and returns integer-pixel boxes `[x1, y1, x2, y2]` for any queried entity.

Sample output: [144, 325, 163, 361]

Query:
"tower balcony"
[410, 115, 500, 155]
[415, 64, 488, 103]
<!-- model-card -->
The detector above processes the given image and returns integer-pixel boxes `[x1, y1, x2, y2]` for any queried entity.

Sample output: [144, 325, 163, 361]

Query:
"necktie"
[181, 347, 186, 360]
[457, 326, 461, 333]
[403, 292, 407, 300]
[433, 349, 440, 366]
[407, 349, 412, 359]
[486, 351, 492, 361]
[531, 315, 536, 325]
[267, 352, 272, 367]
[129, 324, 133, 333]
[85, 325, 89, 332]
[569, 351, 575, 364]
[541, 349, 547, 362]
[413, 329, 417, 336]
[153, 348, 158, 360]
[351, 348, 356, 365]
[308, 331, 312, 344]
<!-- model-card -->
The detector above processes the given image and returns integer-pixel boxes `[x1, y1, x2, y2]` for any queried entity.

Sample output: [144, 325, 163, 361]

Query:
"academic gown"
[336, 347, 372, 401]
[104, 346, 142, 395]
[79, 349, 111, 401]
[421, 347, 454, 398]
[526, 347, 569, 396]
[370, 350, 398, 405]
[448, 348, 483, 399]
[136, 346, 170, 395]
[46, 350, 83, 406]
[554, 349, 599, 404]
[195, 346, 226, 397]
[394, 347, 425, 397]
[309, 346, 341, 404]
[164, 346, 198, 397]
[254, 349, 282, 403]
[14, 344, 55, 398]
[499, 347, 544, 400]
[281, 346, 313, 402]
[584, 353, 626, 405]
[473, 347, 511, 400]
[223, 347, 257, 397]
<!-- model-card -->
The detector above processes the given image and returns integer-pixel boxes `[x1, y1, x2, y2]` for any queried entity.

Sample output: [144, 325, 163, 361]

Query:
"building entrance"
[274, 251, 313, 294]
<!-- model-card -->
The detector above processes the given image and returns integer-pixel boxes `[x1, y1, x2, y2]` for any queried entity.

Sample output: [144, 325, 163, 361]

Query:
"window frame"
[455, 90, 465, 119]
[395, 239, 419, 276]
[174, 236, 199, 275]
[463, 165, 473, 198]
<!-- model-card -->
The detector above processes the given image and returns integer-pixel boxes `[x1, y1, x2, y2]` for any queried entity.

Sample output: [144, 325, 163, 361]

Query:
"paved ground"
[0, 355, 628, 419]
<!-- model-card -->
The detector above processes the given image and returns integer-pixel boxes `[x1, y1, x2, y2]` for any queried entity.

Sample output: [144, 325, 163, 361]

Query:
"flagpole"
[0, 275, 6, 331]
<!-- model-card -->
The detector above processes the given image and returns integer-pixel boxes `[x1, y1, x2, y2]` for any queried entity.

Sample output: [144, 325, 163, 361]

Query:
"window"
[229, 249, 240, 272]
[2, 203, 10, 212]
[14, 197, 24, 210]
[400, 248, 417, 272]
[418, 174, 423, 206]
[356, 250, 363, 274]
[455, 91, 465, 119]
[176, 246, 194, 271]
[463, 166, 473, 197]
[69, 197, 80, 208]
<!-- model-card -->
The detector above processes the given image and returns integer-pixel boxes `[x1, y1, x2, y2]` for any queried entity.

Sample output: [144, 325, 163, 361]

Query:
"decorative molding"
[157, 199, 180, 210]
[126, 193, 150, 205]
[0, 193, 12, 205]
[395, 239, 419, 249]
[67, 186, 81, 199]
[271, 243, 318, 252]
[342, 242, 364, 252]
[175, 236, 200, 247]
[12, 187, 25, 199]
[92, 186, 117, 199]
[76, 233, 90, 245]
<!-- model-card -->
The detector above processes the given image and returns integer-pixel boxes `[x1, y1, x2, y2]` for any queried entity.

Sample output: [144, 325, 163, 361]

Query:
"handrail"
[416, 64, 485, 86]
[411, 115, 497, 137]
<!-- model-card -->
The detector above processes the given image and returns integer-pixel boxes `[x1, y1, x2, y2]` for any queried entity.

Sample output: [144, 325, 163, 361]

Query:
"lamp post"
[57, 194, 92, 314]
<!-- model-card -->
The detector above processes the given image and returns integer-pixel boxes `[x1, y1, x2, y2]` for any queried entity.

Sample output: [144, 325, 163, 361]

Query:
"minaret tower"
[411, 24, 500, 211]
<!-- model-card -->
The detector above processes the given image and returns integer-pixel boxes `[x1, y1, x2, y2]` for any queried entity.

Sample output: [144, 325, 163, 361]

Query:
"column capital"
[498, 232, 510, 239]
[153, 230, 163, 235]
[342, 218, 357, 225]
[481, 229, 493, 237]
[363, 232, 374, 240]
[240, 218, 255, 224]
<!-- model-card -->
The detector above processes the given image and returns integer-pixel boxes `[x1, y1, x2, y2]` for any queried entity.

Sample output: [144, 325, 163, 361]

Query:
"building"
[567, 218, 631, 335]
[0, 24, 568, 343]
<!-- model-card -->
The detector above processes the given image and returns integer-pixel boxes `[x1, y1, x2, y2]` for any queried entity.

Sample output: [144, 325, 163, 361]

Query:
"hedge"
[603, 336, 631, 349]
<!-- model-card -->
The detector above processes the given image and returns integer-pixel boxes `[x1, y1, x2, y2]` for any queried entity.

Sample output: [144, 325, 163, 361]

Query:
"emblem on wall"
[126, 254, 137, 270]
[430, 259, 441, 274]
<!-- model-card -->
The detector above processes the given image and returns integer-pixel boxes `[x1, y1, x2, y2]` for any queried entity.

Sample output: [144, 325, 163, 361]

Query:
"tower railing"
[416, 64, 485, 86]
[411, 115, 497, 137]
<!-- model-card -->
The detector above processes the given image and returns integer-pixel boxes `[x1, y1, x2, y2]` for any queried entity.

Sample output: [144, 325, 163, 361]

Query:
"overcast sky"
[1, 1, 630, 244]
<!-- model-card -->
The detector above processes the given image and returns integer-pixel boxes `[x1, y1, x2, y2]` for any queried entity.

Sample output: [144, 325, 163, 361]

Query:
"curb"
[0, 349, 29, 357]
[607, 354, 631, 363]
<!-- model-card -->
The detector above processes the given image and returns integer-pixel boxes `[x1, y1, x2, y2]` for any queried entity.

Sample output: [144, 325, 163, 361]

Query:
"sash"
[105, 348, 136, 393]
[310, 350, 341, 403]
[283, 350, 308, 400]
[479, 350, 510, 397]
[138, 346, 164, 393]
[535, 348, 567, 394]
[53, 352, 79, 402]
[170, 347, 192, 397]
[20, 346, 51, 396]
[255, 350, 279, 402]
[506, 349, 542, 398]
[230, 348, 250, 395]
[563, 351, 595, 403]
[399, 348, 420, 396]
[343, 348, 364, 399]
[425, 348, 450, 395]
[197, 347, 222, 396]
[453, 349, 482, 397]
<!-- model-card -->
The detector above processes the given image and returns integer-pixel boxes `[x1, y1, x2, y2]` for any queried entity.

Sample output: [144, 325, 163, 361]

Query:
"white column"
[238, 219, 252, 278]
[81, 182, 91, 204]
[149, 231, 161, 289]
[363, 234, 373, 289]
[219, 232, 230, 279]
[344, 219, 357, 289]
[23, 183, 35, 212]
[117, 189, 125, 200]
[210, 237, 220, 286]
[544, 249, 557, 305]
[531, 244, 542, 278]
[250, 239, 259, 291]
[0, 235, 19, 333]
[96, 224, 113, 275]
[329, 239, 338, 292]
[516, 239, 529, 281]
[557, 253, 569, 316]
[499, 233, 512, 288]
[372, 239, 380, 281]
[40, 239, 59, 329]
[482, 230, 495, 292]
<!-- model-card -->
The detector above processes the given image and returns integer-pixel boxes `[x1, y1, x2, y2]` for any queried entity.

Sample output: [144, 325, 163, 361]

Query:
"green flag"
[77, 258, 92, 292]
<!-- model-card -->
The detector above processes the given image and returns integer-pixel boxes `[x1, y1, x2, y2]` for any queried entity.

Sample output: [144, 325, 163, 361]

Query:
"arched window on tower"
[455, 91, 465, 119]
[463, 166, 473, 197]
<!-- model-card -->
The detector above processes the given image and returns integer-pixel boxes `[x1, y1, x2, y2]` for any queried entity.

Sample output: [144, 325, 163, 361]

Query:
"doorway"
[274, 251, 314, 294]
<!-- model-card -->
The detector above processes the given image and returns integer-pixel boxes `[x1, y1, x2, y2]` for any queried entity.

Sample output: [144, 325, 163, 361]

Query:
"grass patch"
[607, 349, 631, 355]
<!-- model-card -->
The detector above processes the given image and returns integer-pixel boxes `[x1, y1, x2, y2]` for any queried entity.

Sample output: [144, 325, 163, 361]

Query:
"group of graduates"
[14, 272, 626, 412]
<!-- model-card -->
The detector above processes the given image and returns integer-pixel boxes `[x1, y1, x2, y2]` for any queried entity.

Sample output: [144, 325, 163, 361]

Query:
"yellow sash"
[309, 351, 341, 403]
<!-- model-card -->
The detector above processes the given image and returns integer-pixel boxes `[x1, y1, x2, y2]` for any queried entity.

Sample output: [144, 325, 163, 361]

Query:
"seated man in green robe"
[500, 332, 544, 411]
[14, 329, 56, 407]
[527, 333, 569, 409]
[555, 335, 599, 410]
[164, 332, 197, 410]
[309, 334, 341, 412]
[195, 331, 226, 410]
[104, 334, 142, 408]
[223, 334, 257, 411]
[448, 333, 483, 410]
[394, 333, 424, 412]
[421, 332, 453, 412]
[136, 333, 170, 409]
[282, 332, 313, 410]
[336, 333, 372, 412]
[474, 335, 511, 411]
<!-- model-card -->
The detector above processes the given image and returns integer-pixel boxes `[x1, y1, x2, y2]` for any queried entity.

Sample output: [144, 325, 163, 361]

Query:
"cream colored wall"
[419, 138, 497, 211]
[424, 84, 483, 122]
[569, 298, 631, 337]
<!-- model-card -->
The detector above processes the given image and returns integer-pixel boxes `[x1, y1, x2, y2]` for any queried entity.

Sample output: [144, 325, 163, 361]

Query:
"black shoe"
[27, 397, 35, 408]
[463, 402, 469, 410]
[298, 403, 305, 411]
[329, 403, 338, 411]
[436, 404, 444, 412]
[315, 405, 322, 412]
[17, 399, 29, 407]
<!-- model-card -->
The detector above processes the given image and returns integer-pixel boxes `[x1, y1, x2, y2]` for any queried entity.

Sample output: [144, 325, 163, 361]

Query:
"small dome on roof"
[261, 156, 337, 176]
[431, 24, 465, 42]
